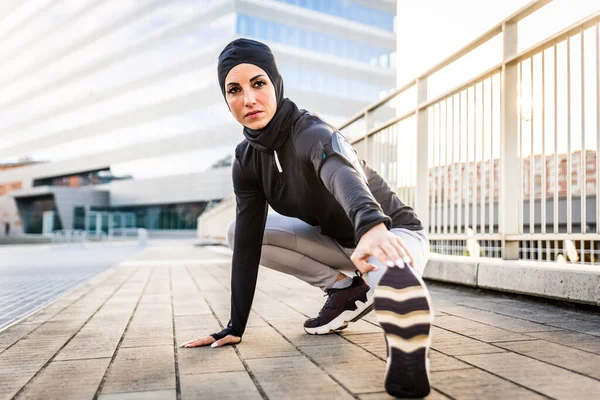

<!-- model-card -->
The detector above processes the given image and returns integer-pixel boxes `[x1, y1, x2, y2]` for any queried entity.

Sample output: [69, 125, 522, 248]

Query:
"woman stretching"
[181, 38, 433, 398]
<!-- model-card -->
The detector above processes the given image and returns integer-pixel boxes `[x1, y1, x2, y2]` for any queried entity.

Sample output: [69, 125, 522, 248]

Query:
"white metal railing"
[51, 229, 89, 245]
[340, 0, 600, 264]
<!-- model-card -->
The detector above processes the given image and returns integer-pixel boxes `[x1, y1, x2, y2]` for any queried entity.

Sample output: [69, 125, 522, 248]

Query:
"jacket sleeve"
[295, 125, 392, 242]
[213, 153, 268, 340]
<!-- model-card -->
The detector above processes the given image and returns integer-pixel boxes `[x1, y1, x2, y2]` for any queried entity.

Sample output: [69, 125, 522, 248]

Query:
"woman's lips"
[245, 111, 262, 119]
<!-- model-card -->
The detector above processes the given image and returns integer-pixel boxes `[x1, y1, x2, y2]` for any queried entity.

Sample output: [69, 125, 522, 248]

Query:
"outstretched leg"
[372, 228, 433, 398]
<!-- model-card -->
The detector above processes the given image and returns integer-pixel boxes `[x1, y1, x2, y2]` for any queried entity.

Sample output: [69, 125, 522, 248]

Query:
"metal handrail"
[339, 0, 600, 264]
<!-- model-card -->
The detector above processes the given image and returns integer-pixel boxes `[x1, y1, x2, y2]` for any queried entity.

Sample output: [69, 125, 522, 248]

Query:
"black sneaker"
[304, 275, 374, 335]
[374, 263, 433, 398]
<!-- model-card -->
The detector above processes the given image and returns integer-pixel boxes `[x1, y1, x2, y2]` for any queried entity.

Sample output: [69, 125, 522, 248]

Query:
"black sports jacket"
[219, 111, 423, 339]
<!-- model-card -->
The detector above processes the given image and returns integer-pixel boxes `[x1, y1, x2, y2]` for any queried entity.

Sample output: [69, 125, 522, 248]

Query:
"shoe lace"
[319, 288, 340, 316]
[317, 273, 361, 318]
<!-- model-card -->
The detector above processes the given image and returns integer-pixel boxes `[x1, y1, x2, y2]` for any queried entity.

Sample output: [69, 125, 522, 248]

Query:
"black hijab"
[217, 38, 303, 153]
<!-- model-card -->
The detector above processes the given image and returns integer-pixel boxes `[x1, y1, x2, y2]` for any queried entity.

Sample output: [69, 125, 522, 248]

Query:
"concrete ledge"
[423, 255, 479, 287]
[424, 254, 600, 306]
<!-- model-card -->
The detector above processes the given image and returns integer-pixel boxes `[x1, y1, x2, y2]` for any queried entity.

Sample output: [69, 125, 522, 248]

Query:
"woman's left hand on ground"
[179, 334, 241, 348]
[350, 223, 414, 274]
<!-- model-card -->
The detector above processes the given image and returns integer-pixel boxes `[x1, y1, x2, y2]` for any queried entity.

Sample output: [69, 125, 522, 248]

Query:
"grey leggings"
[226, 212, 430, 291]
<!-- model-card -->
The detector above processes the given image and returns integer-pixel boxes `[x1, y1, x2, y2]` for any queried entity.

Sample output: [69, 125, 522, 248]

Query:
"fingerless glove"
[210, 326, 240, 342]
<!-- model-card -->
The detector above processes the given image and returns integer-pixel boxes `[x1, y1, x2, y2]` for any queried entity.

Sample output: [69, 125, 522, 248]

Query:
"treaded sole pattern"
[375, 265, 433, 399]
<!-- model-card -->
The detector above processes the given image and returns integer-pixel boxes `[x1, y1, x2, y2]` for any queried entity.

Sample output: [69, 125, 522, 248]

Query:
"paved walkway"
[0, 243, 143, 329]
[1, 243, 599, 399]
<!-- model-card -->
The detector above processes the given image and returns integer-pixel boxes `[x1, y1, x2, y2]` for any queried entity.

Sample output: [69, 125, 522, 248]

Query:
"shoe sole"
[374, 264, 433, 399]
[304, 290, 374, 335]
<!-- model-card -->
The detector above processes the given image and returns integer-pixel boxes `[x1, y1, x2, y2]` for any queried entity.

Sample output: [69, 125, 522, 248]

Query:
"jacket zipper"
[273, 150, 283, 188]
[274, 150, 283, 173]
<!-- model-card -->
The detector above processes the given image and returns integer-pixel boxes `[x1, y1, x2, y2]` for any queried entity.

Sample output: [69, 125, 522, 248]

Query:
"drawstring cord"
[274, 150, 283, 173]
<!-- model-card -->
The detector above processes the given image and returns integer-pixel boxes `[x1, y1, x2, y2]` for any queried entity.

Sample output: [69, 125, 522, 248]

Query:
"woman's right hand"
[179, 334, 241, 348]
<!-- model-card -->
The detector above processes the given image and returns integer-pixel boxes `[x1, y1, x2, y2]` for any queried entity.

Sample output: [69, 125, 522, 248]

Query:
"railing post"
[500, 21, 520, 260]
[415, 78, 430, 232]
[364, 111, 372, 165]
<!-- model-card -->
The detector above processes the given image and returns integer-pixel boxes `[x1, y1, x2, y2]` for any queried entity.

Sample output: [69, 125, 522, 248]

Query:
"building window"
[236, 14, 392, 68]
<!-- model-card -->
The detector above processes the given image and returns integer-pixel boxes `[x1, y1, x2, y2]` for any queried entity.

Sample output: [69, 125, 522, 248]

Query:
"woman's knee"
[226, 219, 236, 249]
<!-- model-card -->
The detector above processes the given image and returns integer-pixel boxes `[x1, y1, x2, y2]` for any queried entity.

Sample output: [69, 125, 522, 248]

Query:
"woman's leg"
[370, 228, 433, 398]
[227, 212, 373, 334]
[365, 228, 429, 288]
[226, 213, 355, 292]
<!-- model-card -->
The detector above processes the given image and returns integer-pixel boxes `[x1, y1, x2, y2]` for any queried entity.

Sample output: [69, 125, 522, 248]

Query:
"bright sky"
[1, 0, 598, 183]
[396, 0, 599, 86]
[391, 0, 599, 176]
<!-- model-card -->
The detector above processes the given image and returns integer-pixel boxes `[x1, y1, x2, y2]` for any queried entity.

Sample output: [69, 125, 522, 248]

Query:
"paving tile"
[172, 299, 212, 316]
[247, 356, 353, 399]
[300, 342, 386, 394]
[494, 339, 600, 380]
[275, 296, 326, 318]
[453, 300, 592, 325]
[0, 334, 70, 375]
[546, 318, 600, 336]
[177, 345, 245, 375]
[180, 371, 261, 400]
[236, 326, 298, 359]
[338, 319, 383, 335]
[431, 368, 546, 399]
[429, 327, 505, 356]
[55, 320, 126, 361]
[3, 245, 599, 400]
[343, 333, 386, 360]
[440, 305, 561, 333]
[98, 389, 176, 400]
[0, 370, 35, 400]
[25, 320, 83, 339]
[100, 346, 175, 394]
[173, 315, 222, 346]
[17, 358, 110, 400]
[433, 315, 531, 342]
[250, 300, 305, 320]
[525, 330, 600, 354]
[359, 389, 451, 399]
[120, 322, 173, 349]
[361, 312, 380, 326]
[18, 306, 65, 325]
[0, 323, 39, 353]
[458, 352, 600, 399]
[50, 303, 110, 324]
[266, 317, 346, 347]
[186, 269, 228, 291]
[429, 350, 472, 372]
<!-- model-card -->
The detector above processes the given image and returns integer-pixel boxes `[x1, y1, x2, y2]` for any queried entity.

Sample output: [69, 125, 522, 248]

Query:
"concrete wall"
[197, 195, 236, 240]
[52, 188, 110, 230]
[424, 254, 600, 306]
[99, 167, 233, 207]
[0, 195, 23, 235]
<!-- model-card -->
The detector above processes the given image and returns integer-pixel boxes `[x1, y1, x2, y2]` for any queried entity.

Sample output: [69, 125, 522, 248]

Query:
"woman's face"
[224, 63, 277, 130]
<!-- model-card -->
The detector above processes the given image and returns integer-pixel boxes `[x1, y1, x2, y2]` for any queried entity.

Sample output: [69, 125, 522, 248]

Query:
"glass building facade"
[278, 65, 389, 103]
[0, 0, 396, 233]
[15, 195, 62, 234]
[33, 168, 131, 188]
[275, 0, 394, 31]
[237, 14, 392, 68]
[90, 202, 211, 232]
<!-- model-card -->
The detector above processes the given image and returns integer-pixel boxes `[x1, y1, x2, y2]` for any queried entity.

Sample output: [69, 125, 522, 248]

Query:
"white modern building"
[0, 0, 397, 235]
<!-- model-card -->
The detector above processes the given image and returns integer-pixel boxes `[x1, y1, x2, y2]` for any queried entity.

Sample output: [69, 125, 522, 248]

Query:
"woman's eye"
[227, 87, 239, 95]
[254, 80, 266, 87]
